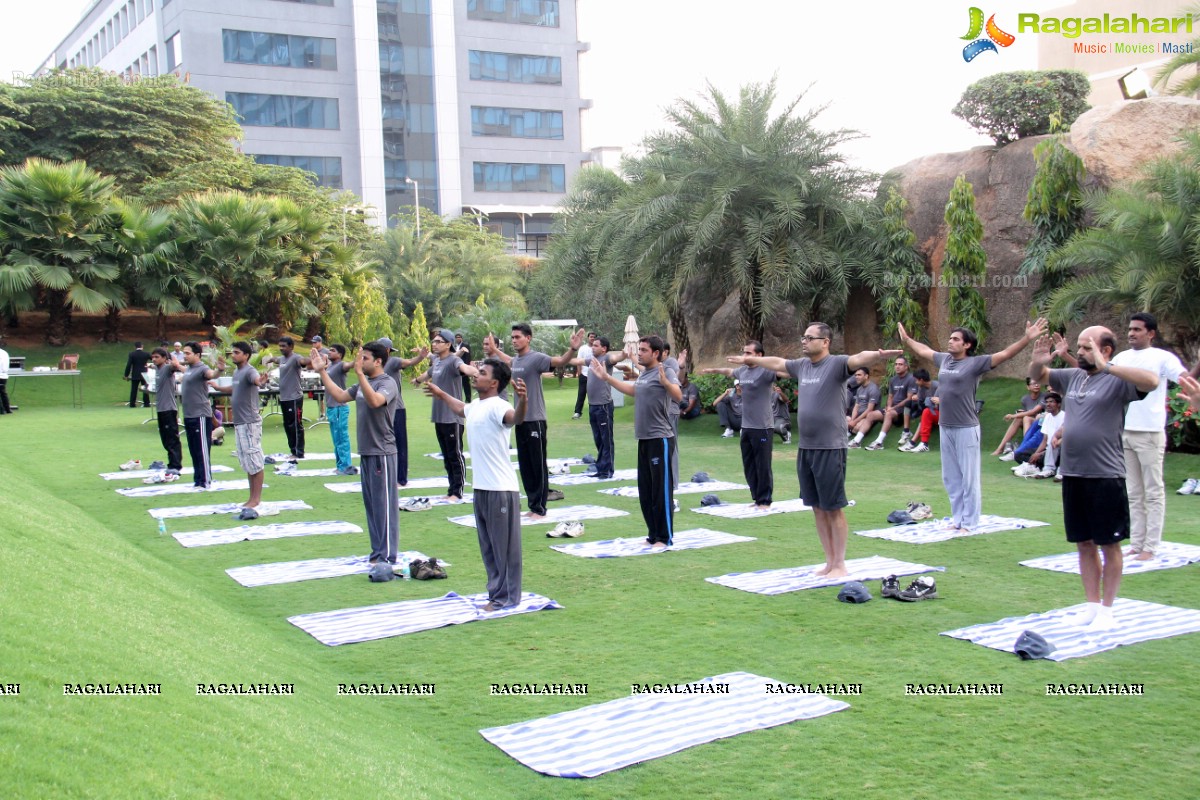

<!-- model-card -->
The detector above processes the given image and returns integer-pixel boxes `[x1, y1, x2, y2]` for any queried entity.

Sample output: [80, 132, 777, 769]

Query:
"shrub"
[952, 70, 1091, 145]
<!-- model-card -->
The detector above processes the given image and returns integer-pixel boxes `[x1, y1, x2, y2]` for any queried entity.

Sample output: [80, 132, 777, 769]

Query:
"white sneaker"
[909, 443, 929, 453]
[898, 441, 914, 452]
[672, 498, 680, 512]
[1035, 466, 1057, 479]
[1013, 463, 1040, 478]
[998, 451, 1016, 462]
[274, 463, 297, 476]
[899, 431, 911, 445]
[120, 459, 142, 471]
[1054, 472, 1063, 483]
[142, 471, 167, 484]
[783, 432, 791, 444]
[572, 413, 582, 419]
[722, 428, 735, 438]
[550, 462, 572, 475]
[1177, 477, 1199, 495]
[547, 521, 584, 538]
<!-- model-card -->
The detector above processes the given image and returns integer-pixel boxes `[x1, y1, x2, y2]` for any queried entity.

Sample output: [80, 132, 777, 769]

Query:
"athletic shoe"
[897, 576, 939, 602]
[547, 489, 565, 501]
[998, 451, 1016, 462]
[547, 521, 585, 538]
[880, 575, 901, 598]
[400, 497, 432, 512]
[865, 442, 884, 451]
[1013, 463, 1040, 478]
[149, 460, 166, 470]
[336, 466, 360, 476]
[672, 499, 680, 512]
[142, 472, 167, 484]
[1177, 478, 1199, 496]
[898, 441, 914, 452]
[1035, 467, 1057, 479]
[783, 432, 791, 444]
[721, 428, 735, 438]
[847, 440, 861, 449]
[909, 442, 930, 453]
[550, 463, 572, 475]
[572, 412, 582, 419]
[161, 472, 180, 483]
[265, 454, 297, 464]
[899, 431, 911, 445]
[907, 502, 933, 521]
[1054, 472, 1063, 483]
[119, 459, 141, 471]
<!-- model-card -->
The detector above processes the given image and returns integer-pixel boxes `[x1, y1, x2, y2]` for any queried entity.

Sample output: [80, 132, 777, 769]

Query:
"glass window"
[473, 162, 565, 193]
[468, 50, 561, 85]
[223, 30, 337, 70]
[467, 0, 558, 26]
[471, 106, 563, 139]
[267, 0, 334, 5]
[226, 93, 340, 129]
[253, 154, 343, 188]
[165, 31, 182, 72]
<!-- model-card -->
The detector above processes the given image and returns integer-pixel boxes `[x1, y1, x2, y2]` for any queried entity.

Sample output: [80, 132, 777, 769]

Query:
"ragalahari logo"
[962, 7, 1016, 61]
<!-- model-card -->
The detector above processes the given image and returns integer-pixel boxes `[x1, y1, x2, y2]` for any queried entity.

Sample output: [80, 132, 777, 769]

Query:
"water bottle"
[397, 555, 411, 580]
[157, 517, 167, 536]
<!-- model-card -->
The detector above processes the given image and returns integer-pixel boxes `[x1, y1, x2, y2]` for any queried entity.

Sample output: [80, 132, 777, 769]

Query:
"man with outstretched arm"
[261, 336, 311, 460]
[170, 342, 223, 489]
[570, 335, 625, 480]
[210, 342, 271, 513]
[1030, 329, 1158, 629]
[729, 322, 901, 579]
[425, 360, 528, 611]
[312, 342, 402, 582]
[413, 329, 479, 502]
[149, 347, 183, 477]
[594, 335, 682, 550]
[379, 336, 429, 487]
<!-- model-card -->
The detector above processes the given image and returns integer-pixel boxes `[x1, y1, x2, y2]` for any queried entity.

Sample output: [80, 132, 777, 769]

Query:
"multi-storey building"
[36, 0, 589, 254]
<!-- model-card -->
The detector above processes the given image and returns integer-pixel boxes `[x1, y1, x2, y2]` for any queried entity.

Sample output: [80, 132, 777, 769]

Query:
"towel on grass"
[148, 500, 311, 520]
[1020, 542, 1200, 575]
[941, 598, 1200, 661]
[117, 479, 257, 498]
[227, 550, 446, 587]
[854, 515, 1048, 544]
[425, 449, 517, 459]
[288, 591, 562, 646]
[549, 469, 639, 486]
[100, 465, 234, 480]
[401, 495, 473, 509]
[690, 497, 820, 519]
[448, 504, 629, 528]
[706, 555, 945, 596]
[276, 467, 346, 478]
[479, 670, 849, 778]
[325, 475, 456, 494]
[262, 452, 357, 462]
[600, 480, 748, 498]
[550, 528, 756, 558]
[173, 520, 362, 548]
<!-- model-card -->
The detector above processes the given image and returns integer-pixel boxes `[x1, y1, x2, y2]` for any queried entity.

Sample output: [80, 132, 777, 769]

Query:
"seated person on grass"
[992, 377, 1046, 457]
[772, 383, 792, 444]
[865, 355, 918, 450]
[679, 372, 702, 420]
[901, 369, 939, 452]
[846, 368, 882, 448]
[714, 381, 743, 437]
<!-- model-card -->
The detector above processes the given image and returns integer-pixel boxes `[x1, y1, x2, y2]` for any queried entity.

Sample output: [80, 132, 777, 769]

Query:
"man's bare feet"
[825, 566, 849, 580]
[1134, 551, 1155, 561]
[813, 564, 832, 576]
[651, 542, 667, 550]
[1124, 547, 1140, 557]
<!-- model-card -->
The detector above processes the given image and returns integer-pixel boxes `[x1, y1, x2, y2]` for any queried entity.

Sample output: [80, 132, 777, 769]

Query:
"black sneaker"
[881, 575, 900, 598]
[149, 460, 166, 470]
[897, 576, 938, 602]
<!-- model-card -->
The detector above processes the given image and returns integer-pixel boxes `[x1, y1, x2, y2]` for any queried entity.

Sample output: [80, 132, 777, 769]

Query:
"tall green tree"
[942, 174, 991, 348]
[1020, 132, 1086, 305]
[873, 185, 927, 347]
[1154, 5, 1200, 95]
[105, 198, 178, 343]
[0, 159, 123, 345]
[0, 70, 242, 191]
[1047, 131, 1200, 354]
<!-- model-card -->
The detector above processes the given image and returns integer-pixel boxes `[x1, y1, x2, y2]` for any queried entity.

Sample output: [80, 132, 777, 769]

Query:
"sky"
[0, 0, 1102, 174]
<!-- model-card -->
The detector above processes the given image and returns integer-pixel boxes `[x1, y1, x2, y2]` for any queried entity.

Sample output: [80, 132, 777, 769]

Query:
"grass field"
[2, 343, 1199, 799]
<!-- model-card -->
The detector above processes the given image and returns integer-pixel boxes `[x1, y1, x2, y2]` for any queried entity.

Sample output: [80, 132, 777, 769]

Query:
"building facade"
[38, 0, 589, 253]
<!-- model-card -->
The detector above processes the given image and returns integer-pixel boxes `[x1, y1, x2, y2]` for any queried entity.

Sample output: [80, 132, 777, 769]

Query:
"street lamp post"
[404, 177, 420, 239]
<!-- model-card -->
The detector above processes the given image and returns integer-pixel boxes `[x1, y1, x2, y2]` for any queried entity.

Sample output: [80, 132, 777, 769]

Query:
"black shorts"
[1061, 477, 1130, 545]
[796, 448, 848, 511]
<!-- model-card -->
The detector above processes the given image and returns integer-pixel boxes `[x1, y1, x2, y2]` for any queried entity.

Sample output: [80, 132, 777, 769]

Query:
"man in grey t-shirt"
[1031, 327, 1157, 629]
[865, 356, 918, 451]
[149, 348, 183, 475]
[379, 336, 428, 487]
[415, 329, 479, 501]
[172, 342, 223, 488]
[261, 336, 311, 460]
[593, 335, 681, 549]
[704, 341, 781, 508]
[211, 342, 270, 510]
[846, 368, 882, 448]
[321, 344, 358, 476]
[572, 335, 624, 480]
[730, 322, 900, 579]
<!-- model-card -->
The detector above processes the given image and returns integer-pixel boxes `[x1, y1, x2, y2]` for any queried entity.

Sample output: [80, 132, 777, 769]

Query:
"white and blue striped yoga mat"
[227, 550, 446, 587]
[690, 497, 817, 518]
[479, 671, 849, 778]
[325, 475, 457, 494]
[425, 449, 517, 459]
[148, 500, 312, 520]
[599, 480, 748, 498]
[261, 452, 357, 462]
[173, 520, 362, 548]
[289, 591, 562, 646]
[100, 465, 234, 481]
[448, 504, 628, 528]
[550, 528, 755, 558]
[854, 515, 1048, 544]
[549, 469, 639, 486]
[117, 479, 258, 498]
[941, 599, 1200, 661]
[1020, 542, 1200, 575]
[707, 555, 945, 595]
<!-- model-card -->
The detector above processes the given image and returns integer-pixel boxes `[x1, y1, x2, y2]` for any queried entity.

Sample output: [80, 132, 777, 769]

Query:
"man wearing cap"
[171, 342, 186, 364]
[313, 342, 401, 580]
[261, 337, 311, 460]
[1030, 328, 1158, 629]
[321, 344, 357, 476]
[484, 324, 585, 520]
[704, 341, 780, 509]
[210, 342, 270, 510]
[379, 336, 429, 487]
[149, 347, 182, 473]
[425, 358, 528, 611]
[592, 335, 681, 549]
[728, 323, 900, 579]
[414, 329, 478, 501]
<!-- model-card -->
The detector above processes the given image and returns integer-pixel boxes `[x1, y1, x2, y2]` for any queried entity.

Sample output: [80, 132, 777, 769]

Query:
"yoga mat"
[288, 591, 562, 646]
[447, 505, 629, 528]
[117, 479, 257, 498]
[706, 556, 945, 596]
[227, 550, 445, 587]
[690, 497, 818, 519]
[262, 452, 357, 462]
[100, 465, 234, 480]
[425, 449, 517, 459]
[479, 671, 849, 778]
[549, 469, 639, 486]
[550, 528, 755, 558]
[1020, 542, 1200, 575]
[173, 520, 363, 548]
[148, 500, 312, 520]
[325, 475, 456, 494]
[854, 515, 1049, 544]
[600, 480, 748, 498]
[941, 599, 1200, 661]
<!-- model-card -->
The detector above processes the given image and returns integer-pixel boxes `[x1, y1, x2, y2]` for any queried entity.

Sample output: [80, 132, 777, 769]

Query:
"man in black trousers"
[123, 342, 152, 408]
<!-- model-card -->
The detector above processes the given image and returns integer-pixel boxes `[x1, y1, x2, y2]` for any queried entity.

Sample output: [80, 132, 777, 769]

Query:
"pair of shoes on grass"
[880, 574, 938, 602]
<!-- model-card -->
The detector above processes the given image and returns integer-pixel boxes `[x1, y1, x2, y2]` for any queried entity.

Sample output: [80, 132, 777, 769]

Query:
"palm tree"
[0, 158, 123, 345]
[106, 198, 179, 343]
[1047, 131, 1200, 355]
[1154, 5, 1200, 95]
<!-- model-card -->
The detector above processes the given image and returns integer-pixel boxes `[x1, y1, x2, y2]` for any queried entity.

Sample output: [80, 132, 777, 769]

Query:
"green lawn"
[2, 343, 1199, 799]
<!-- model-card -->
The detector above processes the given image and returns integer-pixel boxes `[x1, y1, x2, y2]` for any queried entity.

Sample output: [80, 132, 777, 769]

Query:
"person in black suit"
[123, 342, 152, 408]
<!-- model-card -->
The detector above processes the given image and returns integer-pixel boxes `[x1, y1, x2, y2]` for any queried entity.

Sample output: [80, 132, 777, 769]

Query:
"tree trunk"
[265, 297, 284, 337]
[101, 306, 121, 343]
[213, 281, 237, 331]
[668, 299, 690, 361]
[155, 311, 168, 342]
[44, 291, 71, 347]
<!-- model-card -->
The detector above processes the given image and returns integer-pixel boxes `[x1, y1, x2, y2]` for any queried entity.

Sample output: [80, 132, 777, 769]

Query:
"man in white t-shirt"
[425, 358, 528, 612]
[573, 331, 595, 418]
[1110, 313, 1188, 560]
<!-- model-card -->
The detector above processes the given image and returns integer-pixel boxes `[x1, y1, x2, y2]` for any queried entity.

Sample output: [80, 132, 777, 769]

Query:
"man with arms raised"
[321, 344, 358, 476]
[261, 337, 311, 461]
[379, 336, 428, 487]
[570, 335, 625, 480]
[210, 342, 270, 515]
[425, 359, 528, 611]
[313, 342, 402, 582]
[729, 323, 900, 579]
[1030, 328, 1157, 628]
[414, 329, 478, 502]
[704, 341, 781, 509]
[170, 342, 222, 489]
[148, 347, 183, 478]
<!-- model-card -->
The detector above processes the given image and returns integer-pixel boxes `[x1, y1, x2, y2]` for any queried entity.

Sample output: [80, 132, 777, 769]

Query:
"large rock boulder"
[1070, 96, 1200, 185]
